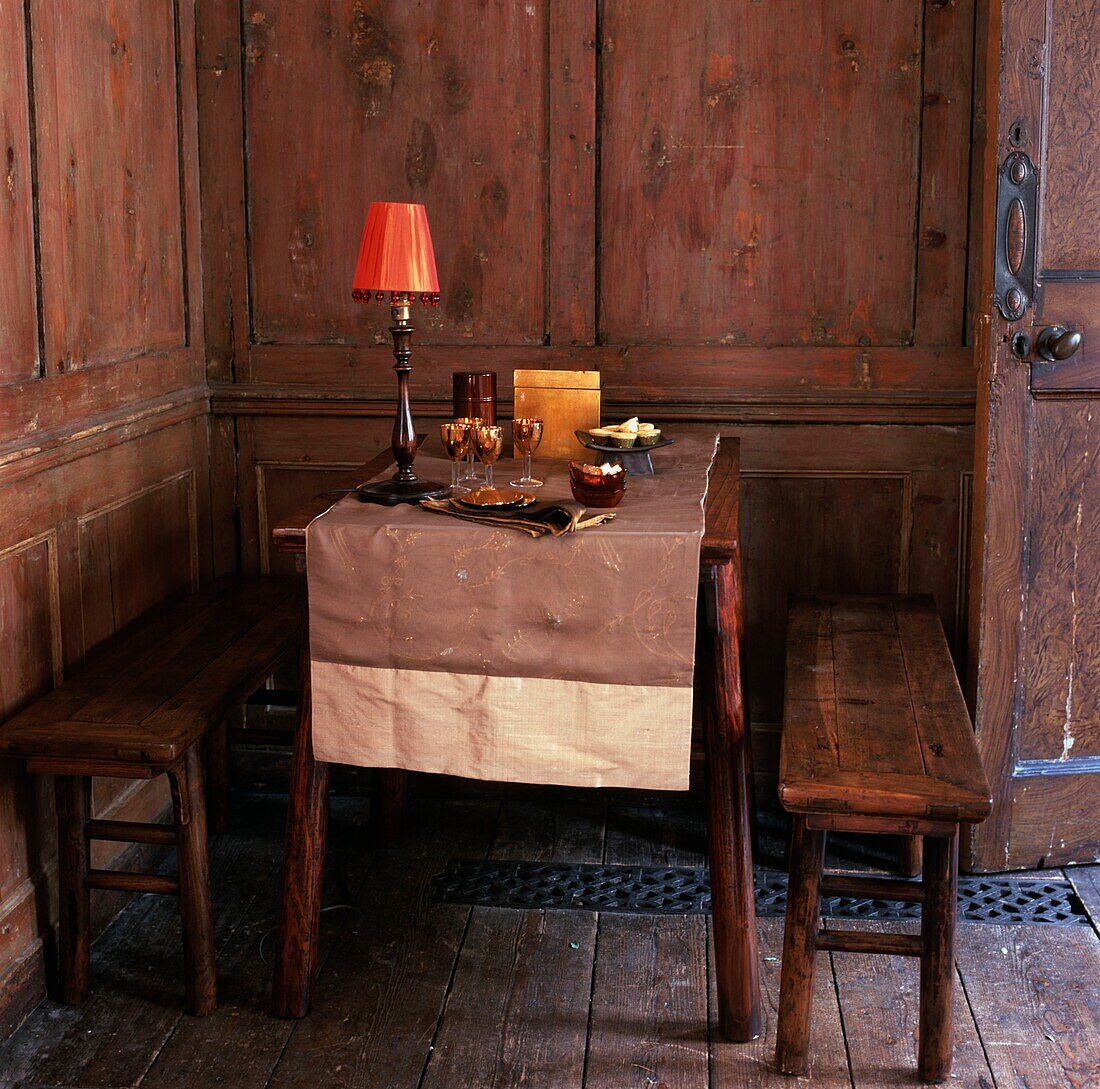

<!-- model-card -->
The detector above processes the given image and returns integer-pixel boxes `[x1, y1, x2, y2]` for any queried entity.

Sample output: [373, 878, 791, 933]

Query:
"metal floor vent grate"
[432, 861, 1090, 926]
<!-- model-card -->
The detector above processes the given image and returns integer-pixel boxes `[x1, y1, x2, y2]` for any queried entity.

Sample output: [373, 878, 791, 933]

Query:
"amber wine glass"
[440, 421, 473, 495]
[510, 418, 544, 488]
[472, 423, 504, 488]
[454, 416, 484, 484]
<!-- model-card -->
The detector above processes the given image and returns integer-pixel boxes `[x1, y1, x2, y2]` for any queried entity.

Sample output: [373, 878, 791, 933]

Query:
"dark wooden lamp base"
[356, 476, 448, 505]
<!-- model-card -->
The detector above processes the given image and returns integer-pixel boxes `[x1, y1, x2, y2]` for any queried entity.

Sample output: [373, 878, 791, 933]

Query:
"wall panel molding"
[0, 531, 63, 698]
[77, 469, 200, 650]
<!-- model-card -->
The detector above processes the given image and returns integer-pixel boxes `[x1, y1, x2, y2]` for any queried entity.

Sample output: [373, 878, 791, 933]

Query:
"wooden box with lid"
[512, 370, 600, 460]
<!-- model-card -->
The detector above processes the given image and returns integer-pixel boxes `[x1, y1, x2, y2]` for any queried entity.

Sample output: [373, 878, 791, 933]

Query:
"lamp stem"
[389, 297, 418, 484]
[355, 293, 447, 504]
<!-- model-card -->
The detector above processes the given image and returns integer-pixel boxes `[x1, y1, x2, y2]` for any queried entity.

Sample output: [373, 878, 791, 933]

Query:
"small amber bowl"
[568, 462, 627, 508]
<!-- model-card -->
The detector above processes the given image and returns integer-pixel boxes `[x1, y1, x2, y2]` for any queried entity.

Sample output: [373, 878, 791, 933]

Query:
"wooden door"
[969, 0, 1100, 870]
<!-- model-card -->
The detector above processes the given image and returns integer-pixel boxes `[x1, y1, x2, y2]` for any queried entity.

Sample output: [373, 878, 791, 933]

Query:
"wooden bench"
[775, 595, 992, 1083]
[0, 576, 300, 1016]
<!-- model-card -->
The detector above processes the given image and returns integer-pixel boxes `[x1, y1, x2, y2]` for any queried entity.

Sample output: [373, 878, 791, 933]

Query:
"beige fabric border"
[310, 661, 694, 790]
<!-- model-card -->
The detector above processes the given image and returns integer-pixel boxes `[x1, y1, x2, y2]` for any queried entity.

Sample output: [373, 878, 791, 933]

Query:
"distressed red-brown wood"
[0, 0, 38, 386]
[200, 0, 981, 663]
[914, 0, 976, 346]
[33, 0, 186, 370]
[599, 1, 926, 346]
[968, 0, 1100, 870]
[548, 0, 596, 346]
[242, 0, 548, 347]
[195, 0, 250, 384]
[780, 596, 991, 823]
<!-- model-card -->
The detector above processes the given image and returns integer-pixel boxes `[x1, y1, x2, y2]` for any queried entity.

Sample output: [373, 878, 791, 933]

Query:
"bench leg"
[918, 831, 958, 1082]
[776, 816, 826, 1076]
[55, 775, 91, 1005]
[272, 626, 330, 1018]
[169, 748, 217, 1016]
[204, 719, 230, 835]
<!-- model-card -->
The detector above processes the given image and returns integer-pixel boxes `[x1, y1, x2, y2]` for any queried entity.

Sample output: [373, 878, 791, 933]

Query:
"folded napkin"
[419, 496, 616, 537]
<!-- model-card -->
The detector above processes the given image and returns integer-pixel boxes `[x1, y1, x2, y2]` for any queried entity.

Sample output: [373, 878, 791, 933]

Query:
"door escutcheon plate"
[994, 151, 1038, 321]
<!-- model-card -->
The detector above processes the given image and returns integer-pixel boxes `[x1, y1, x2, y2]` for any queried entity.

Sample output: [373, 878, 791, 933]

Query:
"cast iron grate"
[432, 861, 1090, 926]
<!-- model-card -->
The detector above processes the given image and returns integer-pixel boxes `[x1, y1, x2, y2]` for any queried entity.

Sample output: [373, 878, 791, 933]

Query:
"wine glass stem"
[467, 450, 475, 481]
[523, 452, 532, 482]
[486, 464, 494, 488]
[451, 461, 460, 490]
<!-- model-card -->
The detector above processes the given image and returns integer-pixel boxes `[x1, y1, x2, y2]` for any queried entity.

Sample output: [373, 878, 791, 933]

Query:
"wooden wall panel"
[255, 464, 363, 577]
[741, 474, 909, 722]
[599, 1, 925, 345]
[0, 534, 62, 722]
[243, 0, 549, 347]
[1041, 0, 1100, 271]
[0, 0, 38, 385]
[77, 472, 199, 649]
[0, 536, 60, 965]
[201, 0, 979, 424]
[32, 0, 186, 371]
[1020, 402, 1100, 762]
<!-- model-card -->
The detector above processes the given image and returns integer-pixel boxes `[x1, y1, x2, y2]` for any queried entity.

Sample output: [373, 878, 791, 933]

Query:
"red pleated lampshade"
[352, 201, 440, 302]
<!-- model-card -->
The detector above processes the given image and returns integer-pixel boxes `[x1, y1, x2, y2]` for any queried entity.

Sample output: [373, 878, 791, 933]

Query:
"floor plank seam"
[412, 801, 503, 1089]
[578, 807, 611, 1089]
[578, 910, 602, 1089]
[955, 957, 1002, 1089]
[703, 914, 716, 1089]
[823, 924, 857, 1089]
[93, 841, 260, 1089]
[1064, 867, 1100, 941]
[262, 836, 380, 1089]
[411, 903, 475, 1089]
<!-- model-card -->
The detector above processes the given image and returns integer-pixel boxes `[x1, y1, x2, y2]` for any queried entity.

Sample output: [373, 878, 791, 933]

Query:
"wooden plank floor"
[1, 794, 1097, 1089]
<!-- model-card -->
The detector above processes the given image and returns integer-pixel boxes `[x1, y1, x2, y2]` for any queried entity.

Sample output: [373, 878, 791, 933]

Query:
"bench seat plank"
[780, 595, 992, 823]
[0, 581, 246, 734]
[144, 597, 302, 758]
[76, 579, 297, 726]
[0, 576, 300, 766]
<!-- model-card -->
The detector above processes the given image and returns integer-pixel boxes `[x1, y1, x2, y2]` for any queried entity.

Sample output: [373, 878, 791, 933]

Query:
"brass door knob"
[1036, 325, 1083, 362]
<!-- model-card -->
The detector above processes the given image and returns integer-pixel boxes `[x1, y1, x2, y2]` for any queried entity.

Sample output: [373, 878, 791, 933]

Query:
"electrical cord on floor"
[258, 903, 363, 967]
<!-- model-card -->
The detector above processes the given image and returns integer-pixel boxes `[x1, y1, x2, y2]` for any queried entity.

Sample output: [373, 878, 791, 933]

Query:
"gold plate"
[458, 487, 537, 510]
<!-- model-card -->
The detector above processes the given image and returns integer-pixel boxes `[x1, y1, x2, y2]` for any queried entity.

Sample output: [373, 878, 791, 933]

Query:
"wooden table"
[268, 438, 761, 1041]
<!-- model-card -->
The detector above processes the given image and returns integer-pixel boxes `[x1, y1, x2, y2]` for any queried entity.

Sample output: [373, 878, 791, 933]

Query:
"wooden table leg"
[272, 623, 330, 1018]
[372, 768, 407, 848]
[204, 718, 230, 835]
[704, 560, 762, 1042]
[918, 831, 958, 1082]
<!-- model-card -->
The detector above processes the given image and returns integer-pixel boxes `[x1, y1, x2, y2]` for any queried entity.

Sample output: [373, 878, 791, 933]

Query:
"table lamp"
[352, 201, 449, 504]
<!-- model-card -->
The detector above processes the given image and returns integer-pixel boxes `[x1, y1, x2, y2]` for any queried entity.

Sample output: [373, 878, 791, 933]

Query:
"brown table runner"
[304, 434, 718, 788]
